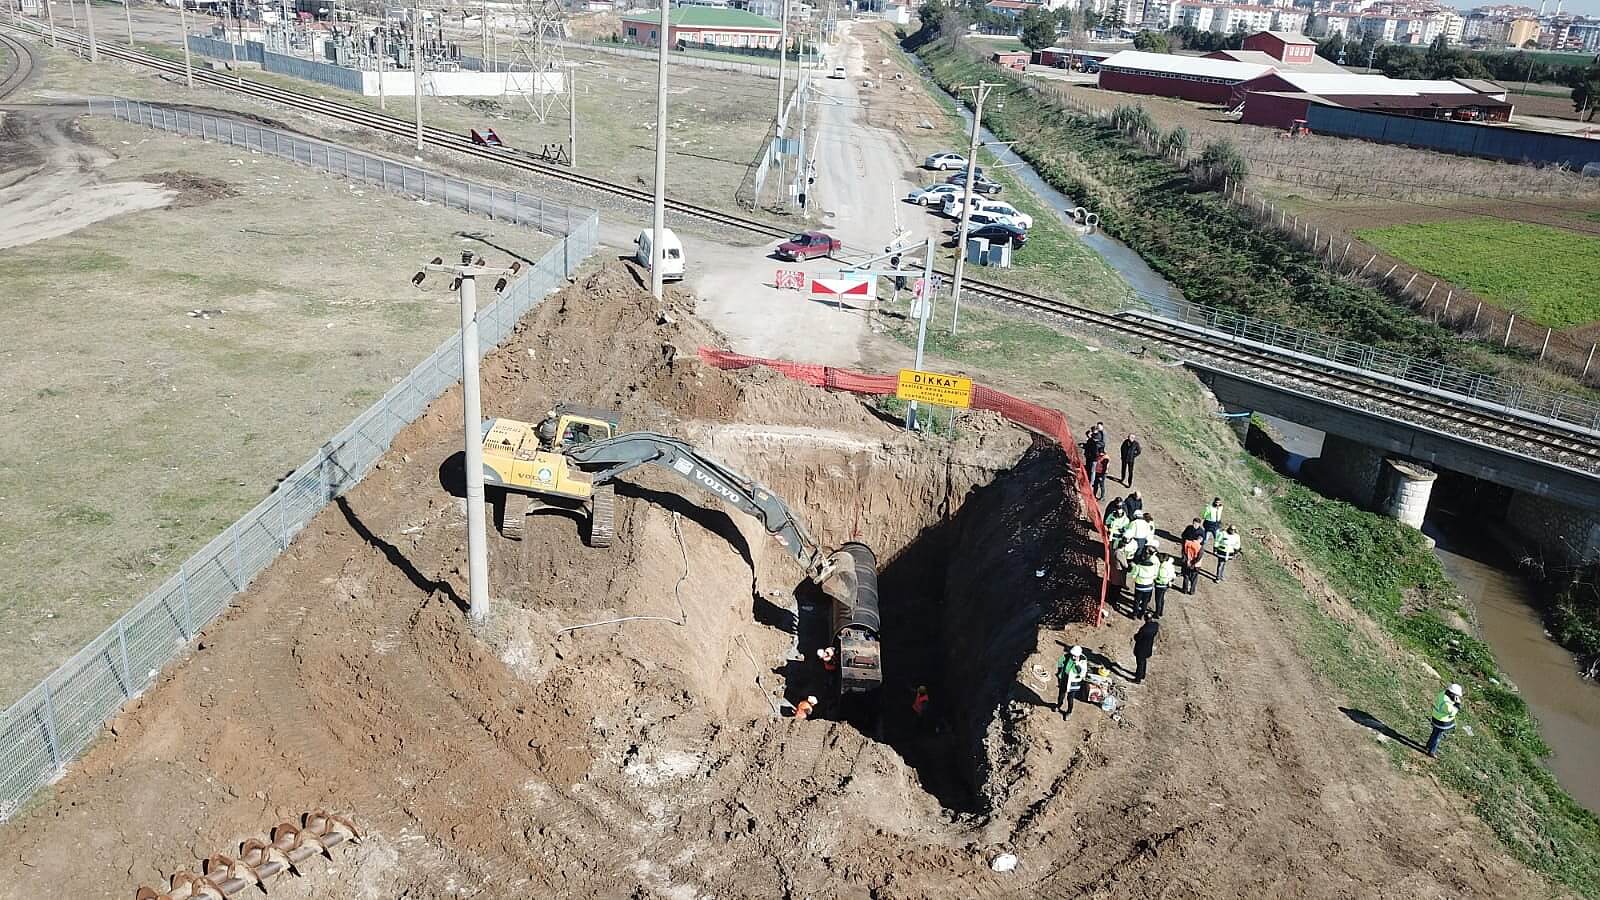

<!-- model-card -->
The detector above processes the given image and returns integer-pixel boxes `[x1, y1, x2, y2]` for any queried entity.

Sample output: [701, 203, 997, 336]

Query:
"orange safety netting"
[698, 348, 1109, 626]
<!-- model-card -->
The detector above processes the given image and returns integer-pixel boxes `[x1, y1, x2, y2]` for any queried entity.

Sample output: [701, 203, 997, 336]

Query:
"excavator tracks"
[588, 484, 616, 549]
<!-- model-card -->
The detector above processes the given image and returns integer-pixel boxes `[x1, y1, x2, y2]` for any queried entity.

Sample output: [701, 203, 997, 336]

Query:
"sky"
[1446, 0, 1600, 21]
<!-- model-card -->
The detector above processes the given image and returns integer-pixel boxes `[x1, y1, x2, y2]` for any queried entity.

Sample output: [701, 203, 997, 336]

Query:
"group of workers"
[1103, 492, 1244, 621]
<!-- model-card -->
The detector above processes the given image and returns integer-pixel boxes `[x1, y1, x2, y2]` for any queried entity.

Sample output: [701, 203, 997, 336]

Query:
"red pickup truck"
[776, 231, 842, 261]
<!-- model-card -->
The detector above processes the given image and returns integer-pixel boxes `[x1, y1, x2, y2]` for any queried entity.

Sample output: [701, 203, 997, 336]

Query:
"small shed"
[992, 50, 1029, 71]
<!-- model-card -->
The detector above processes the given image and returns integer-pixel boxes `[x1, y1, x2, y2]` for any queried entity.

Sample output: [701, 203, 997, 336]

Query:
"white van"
[634, 228, 685, 282]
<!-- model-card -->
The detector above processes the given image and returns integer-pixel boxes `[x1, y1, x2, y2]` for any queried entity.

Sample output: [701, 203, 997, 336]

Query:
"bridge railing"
[1130, 293, 1600, 435]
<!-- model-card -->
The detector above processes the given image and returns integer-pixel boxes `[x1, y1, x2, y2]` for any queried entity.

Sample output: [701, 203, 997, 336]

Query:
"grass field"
[23, 37, 775, 212]
[0, 117, 551, 706]
[1356, 219, 1600, 329]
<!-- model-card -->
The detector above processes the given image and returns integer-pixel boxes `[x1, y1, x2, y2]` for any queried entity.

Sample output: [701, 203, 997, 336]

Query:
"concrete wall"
[359, 70, 562, 97]
[1506, 492, 1600, 570]
[1309, 433, 1388, 507]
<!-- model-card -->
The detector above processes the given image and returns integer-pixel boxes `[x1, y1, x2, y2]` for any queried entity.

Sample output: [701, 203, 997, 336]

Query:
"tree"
[1133, 30, 1170, 52]
[1105, 0, 1126, 33]
[1082, 9, 1102, 34]
[1190, 140, 1247, 189]
[1574, 63, 1600, 122]
[1317, 32, 1345, 64]
[1020, 6, 1057, 50]
[1159, 125, 1189, 160]
[1054, 7, 1074, 39]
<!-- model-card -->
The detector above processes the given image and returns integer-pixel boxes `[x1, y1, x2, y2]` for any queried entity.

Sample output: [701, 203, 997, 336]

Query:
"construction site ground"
[0, 261, 1559, 899]
[0, 108, 546, 706]
[26, 10, 775, 212]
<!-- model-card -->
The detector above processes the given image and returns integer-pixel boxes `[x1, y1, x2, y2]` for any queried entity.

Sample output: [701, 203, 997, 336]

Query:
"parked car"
[905, 183, 964, 206]
[830, 65, 848, 79]
[634, 227, 685, 282]
[775, 230, 842, 260]
[944, 170, 1003, 195]
[942, 197, 1033, 229]
[967, 222, 1028, 247]
[923, 151, 967, 170]
[966, 210, 1029, 230]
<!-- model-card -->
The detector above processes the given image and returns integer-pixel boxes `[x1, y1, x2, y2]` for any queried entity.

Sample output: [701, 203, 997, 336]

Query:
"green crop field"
[1356, 219, 1600, 330]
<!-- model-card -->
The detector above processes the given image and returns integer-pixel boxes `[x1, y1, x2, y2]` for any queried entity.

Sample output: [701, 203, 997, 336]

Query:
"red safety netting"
[699, 348, 1109, 626]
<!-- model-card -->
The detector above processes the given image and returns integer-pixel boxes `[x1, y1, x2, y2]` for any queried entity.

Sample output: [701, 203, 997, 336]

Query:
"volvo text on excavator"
[479, 413, 883, 693]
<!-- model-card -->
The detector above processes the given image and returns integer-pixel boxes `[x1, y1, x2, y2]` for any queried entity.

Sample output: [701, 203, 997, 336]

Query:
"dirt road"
[0, 108, 175, 248]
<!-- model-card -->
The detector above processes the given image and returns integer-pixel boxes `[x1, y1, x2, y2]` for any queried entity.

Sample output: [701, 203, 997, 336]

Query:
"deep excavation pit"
[0, 263, 1101, 899]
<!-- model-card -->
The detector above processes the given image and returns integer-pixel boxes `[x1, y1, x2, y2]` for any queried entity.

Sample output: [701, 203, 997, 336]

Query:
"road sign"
[774, 269, 805, 290]
[811, 276, 875, 304]
[896, 369, 973, 409]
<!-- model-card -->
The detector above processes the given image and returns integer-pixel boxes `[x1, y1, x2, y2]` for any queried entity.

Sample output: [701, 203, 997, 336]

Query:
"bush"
[1159, 126, 1189, 161]
[1190, 139, 1248, 188]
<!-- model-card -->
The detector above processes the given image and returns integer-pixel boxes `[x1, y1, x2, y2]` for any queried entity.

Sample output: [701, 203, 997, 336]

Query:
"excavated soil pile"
[1, 263, 1099, 899]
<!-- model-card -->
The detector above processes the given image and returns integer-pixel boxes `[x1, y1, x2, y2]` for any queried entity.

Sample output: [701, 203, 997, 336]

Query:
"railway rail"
[7, 21, 1598, 474]
[0, 30, 37, 99]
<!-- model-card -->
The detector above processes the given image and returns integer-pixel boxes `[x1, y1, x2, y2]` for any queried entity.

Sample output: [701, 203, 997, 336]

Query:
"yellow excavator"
[479, 407, 883, 694]
[480, 404, 620, 544]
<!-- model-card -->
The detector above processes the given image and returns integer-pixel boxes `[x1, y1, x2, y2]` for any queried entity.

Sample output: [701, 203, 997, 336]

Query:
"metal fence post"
[39, 685, 62, 770]
[180, 563, 193, 636]
[116, 621, 133, 696]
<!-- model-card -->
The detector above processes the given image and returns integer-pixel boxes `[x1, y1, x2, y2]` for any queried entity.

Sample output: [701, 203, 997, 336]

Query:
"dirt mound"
[140, 170, 239, 206]
[0, 262, 1098, 898]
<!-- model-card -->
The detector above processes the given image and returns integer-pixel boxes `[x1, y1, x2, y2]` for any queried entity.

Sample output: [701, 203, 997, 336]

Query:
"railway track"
[9, 20, 1599, 473]
[0, 31, 37, 99]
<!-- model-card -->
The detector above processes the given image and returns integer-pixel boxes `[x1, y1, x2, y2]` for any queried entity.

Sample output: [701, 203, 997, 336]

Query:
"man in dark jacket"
[1132, 618, 1160, 683]
[1083, 424, 1105, 476]
[1119, 434, 1142, 486]
[1123, 490, 1144, 520]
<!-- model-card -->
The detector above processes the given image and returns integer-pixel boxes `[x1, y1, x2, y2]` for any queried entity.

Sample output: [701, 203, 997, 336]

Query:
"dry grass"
[0, 116, 551, 706]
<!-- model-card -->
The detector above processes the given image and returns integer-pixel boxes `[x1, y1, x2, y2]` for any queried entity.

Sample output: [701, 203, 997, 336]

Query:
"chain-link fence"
[90, 97, 594, 239]
[0, 211, 599, 822]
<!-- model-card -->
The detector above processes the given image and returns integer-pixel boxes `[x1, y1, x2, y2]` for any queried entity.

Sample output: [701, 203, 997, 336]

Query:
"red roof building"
[1097, 50, 1274, 104]
[1235, 72, 1515, 128]
[1241, 30, 1318, 64]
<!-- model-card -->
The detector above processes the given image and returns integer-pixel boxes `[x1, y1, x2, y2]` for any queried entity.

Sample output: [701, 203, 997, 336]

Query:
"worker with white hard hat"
[1426, 683, 1464, 758]
[1056, 646, 1089, 719]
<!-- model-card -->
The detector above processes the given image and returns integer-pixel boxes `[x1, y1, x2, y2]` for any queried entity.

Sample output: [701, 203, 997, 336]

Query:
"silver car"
[905, 183, 963, 206]
[923, 152, 967, 171]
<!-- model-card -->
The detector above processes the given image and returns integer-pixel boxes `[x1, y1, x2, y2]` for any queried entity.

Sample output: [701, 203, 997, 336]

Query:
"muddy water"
[1427, 516, 1600, 813]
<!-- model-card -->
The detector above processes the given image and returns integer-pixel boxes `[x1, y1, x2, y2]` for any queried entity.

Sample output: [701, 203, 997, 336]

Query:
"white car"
[905, 183, 963, 206]
[965, 210, 1029, 230]
[942, 197, 1033, 229]
[830, 65, 848, 79]
[923, 152, 967, 171]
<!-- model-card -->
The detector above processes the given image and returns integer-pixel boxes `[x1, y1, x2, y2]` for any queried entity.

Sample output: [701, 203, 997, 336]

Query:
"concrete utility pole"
[907, 238, 935, 430]
[83, 0, 97, 61]
[412, 5, 423, 151]
[45, 0, 56, 48]
[122, 0, 132, 47]
[176, 0, 192, 88]
[377, 11, 387, 110]
[949, 81, 995, 334]
[775, 0, 790, 200]
[649, 3, 669, 300]
[480, 0, 488, 69]
[568, 68, 577, 166]
[419, 252, 511, 624]
[227, 5, 240, 86]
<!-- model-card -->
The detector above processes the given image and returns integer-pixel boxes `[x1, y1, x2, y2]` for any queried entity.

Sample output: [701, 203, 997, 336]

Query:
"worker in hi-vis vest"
[1153, 554, 1177, 619]
[1427, 684, 1464, 758]
[1213, 525, 1242, 582]
[1201, 498, 1224, 548]
[1131, 549, 1159, 619]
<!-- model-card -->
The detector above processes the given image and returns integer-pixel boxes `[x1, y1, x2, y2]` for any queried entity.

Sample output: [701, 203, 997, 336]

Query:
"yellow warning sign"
[896, 369, 973, 409]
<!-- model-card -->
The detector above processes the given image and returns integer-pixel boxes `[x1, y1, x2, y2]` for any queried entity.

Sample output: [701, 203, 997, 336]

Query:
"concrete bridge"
[1191, 363, 1600, 570]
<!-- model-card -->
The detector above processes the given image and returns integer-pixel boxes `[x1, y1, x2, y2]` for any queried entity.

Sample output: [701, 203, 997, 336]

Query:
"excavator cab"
[481, 405, 621, 545]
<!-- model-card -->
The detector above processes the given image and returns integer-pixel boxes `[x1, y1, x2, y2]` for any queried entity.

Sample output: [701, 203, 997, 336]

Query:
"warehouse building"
[620, 8, 783, 49]
[1096, 50, 1273, 104]
[1233, 72, 1515, 128]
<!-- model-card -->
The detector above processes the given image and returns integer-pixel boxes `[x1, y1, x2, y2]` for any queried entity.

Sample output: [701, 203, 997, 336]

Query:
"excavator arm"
[563, 432, 841, 584]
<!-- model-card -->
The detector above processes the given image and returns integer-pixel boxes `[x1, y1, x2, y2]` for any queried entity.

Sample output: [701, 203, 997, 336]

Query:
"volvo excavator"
[480, 410, 882, 693]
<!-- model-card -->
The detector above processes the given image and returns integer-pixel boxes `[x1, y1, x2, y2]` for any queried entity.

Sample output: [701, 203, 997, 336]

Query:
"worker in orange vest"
[794, 696, 819, 720]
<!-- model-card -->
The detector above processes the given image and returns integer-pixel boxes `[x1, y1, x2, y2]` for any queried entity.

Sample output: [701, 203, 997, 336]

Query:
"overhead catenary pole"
[176, 0, 192, 88]
[412, 4, 423, 151]
[45, 0, 55, 47]
[122, 0, 131, 46]
[775, 0, 790, 201]
[377, 9, 387, 110]
[568, 68, 577, 166]
[649, 1, 669, 300]
[906, 238, 935, 431]
[83, 0, 97, 61]
[480, 0, 488, 68]
[949, 81, 995, 334]
[226, 4, 240, 86]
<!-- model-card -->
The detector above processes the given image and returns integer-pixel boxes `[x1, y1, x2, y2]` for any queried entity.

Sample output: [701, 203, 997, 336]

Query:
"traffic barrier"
[698, 348, 1109, 626]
